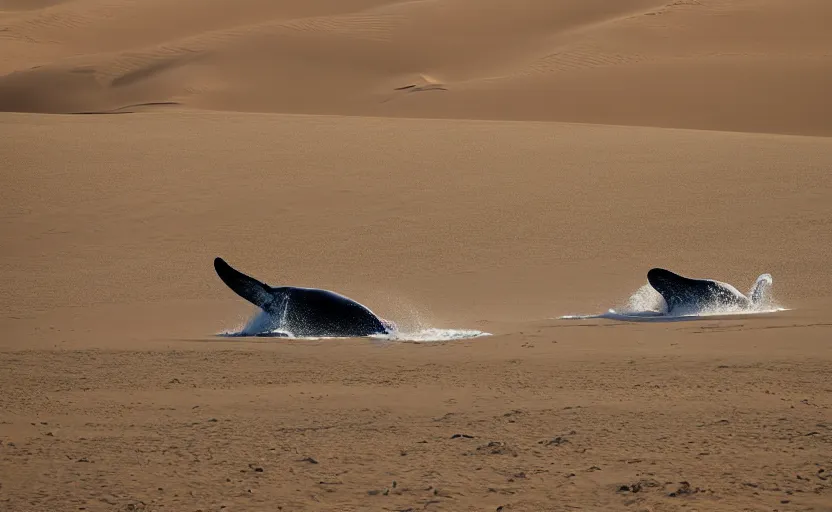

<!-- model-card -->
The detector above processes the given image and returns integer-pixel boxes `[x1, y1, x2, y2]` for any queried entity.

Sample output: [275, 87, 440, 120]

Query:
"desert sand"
[2, 1, 831, 511]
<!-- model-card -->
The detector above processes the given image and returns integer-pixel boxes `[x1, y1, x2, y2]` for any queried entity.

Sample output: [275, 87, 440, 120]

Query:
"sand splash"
[218, 310, 489, 341]
[560, 275, 786, 323]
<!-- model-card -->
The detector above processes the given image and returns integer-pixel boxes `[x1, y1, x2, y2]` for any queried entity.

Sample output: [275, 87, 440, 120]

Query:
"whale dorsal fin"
[646, 268, 701, 312]
[647, 268, 692, 290]
[214, 257, 277, 311]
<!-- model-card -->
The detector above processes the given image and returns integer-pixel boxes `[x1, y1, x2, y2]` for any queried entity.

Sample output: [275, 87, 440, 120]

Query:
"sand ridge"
[1, 0, 831, 134]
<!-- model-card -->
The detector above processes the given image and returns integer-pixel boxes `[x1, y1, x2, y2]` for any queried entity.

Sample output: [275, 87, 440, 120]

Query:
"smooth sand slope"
[1, 0, 831, 134]
[2, 1, 832, 511]
[2, 112, 832, 511]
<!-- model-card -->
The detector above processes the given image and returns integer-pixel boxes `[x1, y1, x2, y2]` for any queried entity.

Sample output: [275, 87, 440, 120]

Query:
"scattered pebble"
[539, 436, 569, 446]
[100, 495, 118, 505]
[668, 481, 701, 497]
[476, 441, 517, 456]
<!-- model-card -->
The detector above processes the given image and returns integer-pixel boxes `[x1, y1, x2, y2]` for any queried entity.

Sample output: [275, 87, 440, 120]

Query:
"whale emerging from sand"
[214, 257, 395, 337]
[647, 267, 773, 314]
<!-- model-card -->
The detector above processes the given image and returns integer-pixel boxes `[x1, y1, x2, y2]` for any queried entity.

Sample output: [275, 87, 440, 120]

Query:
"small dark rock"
[618, 480, 645, 493]
[476, 441, 517, 456]
[450, 434, 474, 439]
[367, 490, 381, 496]
[668, 481, 698, 497]
[300, 457, 318, 464]
[539, 436, 568, 446]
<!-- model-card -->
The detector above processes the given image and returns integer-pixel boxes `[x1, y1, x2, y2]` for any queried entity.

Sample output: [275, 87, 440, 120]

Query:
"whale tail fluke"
[214, 257, 277, 312]
[749, 273, 773, 307]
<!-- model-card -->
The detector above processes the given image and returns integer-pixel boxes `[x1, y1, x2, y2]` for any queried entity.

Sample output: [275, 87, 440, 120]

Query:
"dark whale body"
[214, 257, 392, 337]
[647, 268, 771, 314]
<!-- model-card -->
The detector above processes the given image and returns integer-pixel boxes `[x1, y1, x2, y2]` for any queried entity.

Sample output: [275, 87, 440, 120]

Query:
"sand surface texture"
[2, 1, 831, 511]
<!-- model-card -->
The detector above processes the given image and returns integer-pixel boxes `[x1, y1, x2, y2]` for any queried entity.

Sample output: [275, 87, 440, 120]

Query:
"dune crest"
[1, 0, 830, 134]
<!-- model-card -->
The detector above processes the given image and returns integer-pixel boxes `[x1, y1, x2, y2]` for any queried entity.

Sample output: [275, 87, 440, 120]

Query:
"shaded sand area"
[3, 0, 832, 510]
[2, 112, 832, 511]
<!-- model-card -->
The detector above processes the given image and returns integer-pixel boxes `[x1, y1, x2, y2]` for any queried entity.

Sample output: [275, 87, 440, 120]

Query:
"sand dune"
[3, 111, 832, 510]
[1, 0, 830, 134]
[3, 111, 832, 345]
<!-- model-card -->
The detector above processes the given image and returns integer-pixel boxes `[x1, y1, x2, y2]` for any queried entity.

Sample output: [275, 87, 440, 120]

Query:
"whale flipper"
[214, 257, 278, 312]
[647, 268, 750, 314]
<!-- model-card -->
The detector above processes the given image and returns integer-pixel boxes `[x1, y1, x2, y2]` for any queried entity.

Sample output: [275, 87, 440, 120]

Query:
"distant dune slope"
[1, 0, 830, 134]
